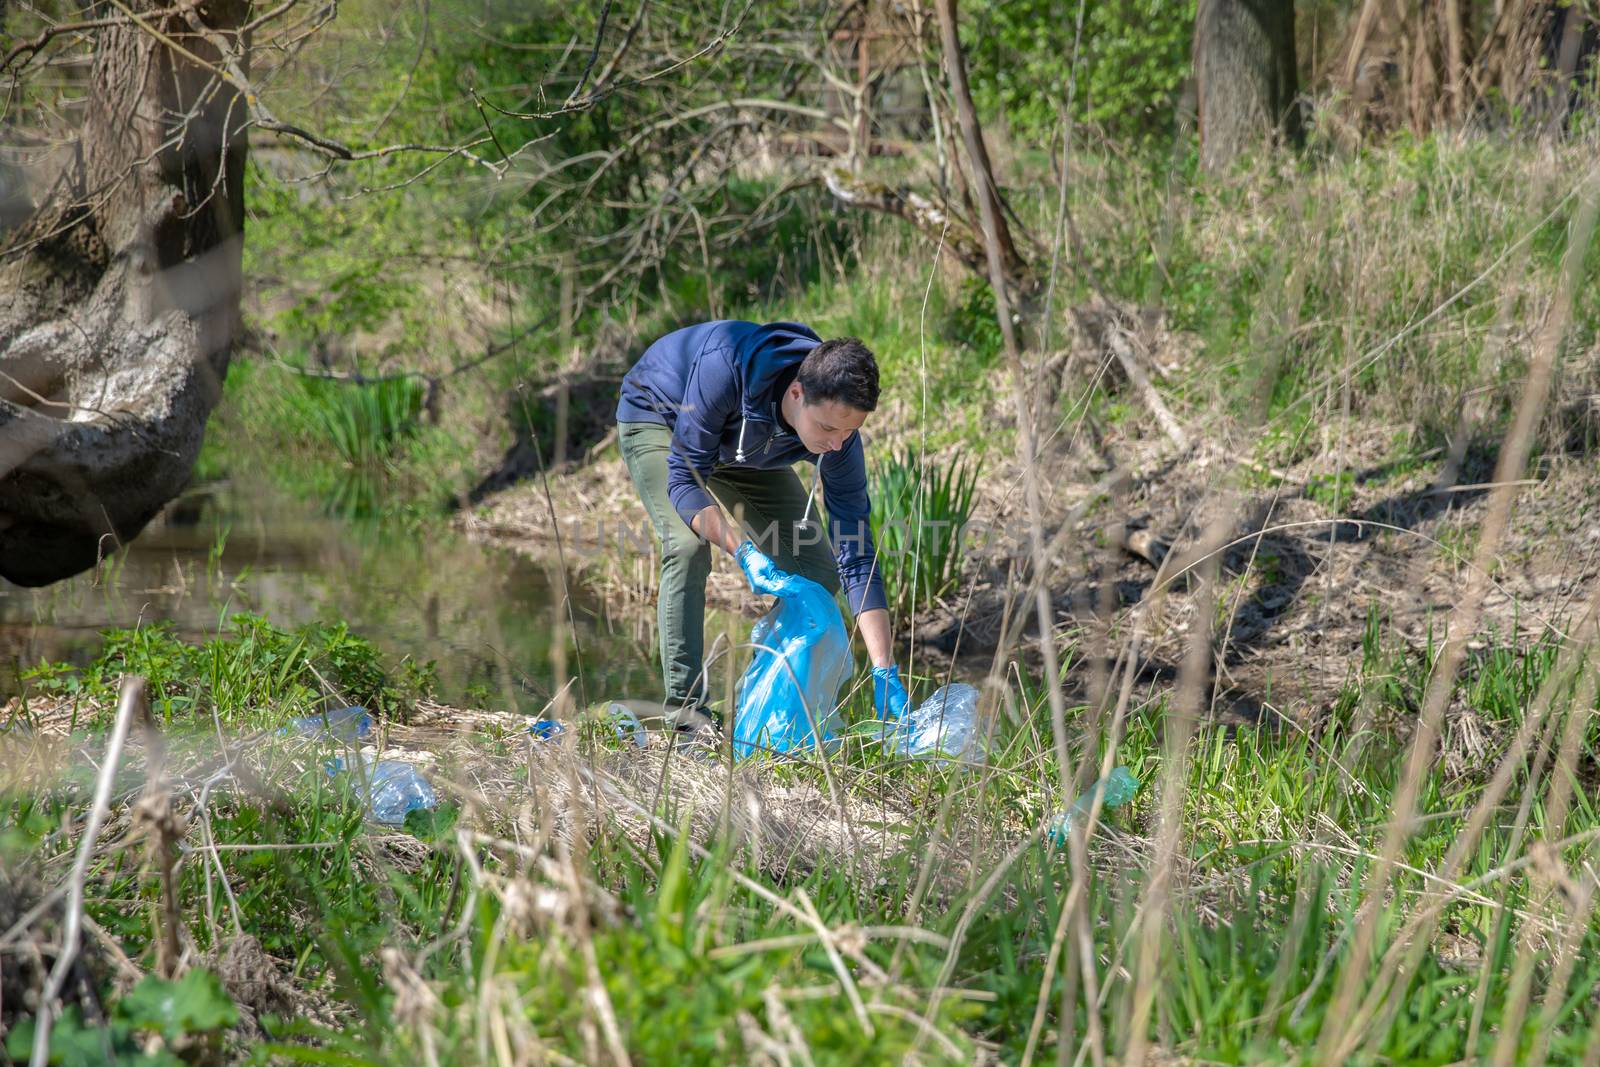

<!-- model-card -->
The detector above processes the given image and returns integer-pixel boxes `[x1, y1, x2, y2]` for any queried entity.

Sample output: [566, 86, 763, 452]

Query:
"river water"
[0, 479, 665, 717]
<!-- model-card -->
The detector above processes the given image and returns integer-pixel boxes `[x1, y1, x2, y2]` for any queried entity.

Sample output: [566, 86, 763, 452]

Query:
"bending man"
[615, 320, 910, 726]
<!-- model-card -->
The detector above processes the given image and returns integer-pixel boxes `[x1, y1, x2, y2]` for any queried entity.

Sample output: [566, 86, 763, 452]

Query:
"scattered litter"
[893, 683, 986, 765]
[286, 705, 371, 742]
[848, 683, 988, 766]
[328, 754, 437, 825]
[1048, 767, 1138, 845]
[365, 761, 438, 824]
[733, 572, 852, 759]
[606, 702, 648, 749]
[527, 704, 648, 747]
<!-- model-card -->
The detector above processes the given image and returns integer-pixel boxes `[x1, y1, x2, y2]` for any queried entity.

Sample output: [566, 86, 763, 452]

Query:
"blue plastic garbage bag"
[733, 572, 853, 759]
[893, 683, 987, 765]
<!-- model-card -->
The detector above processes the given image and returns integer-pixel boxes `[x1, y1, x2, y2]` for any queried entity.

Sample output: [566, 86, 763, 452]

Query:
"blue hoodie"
[616, 320, 887, 615]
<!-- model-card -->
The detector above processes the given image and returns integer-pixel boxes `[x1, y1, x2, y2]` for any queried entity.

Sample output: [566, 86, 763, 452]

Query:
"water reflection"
[0, 480, 660, 716]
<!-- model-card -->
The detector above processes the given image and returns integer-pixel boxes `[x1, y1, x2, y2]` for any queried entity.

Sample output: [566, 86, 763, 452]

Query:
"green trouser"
[618, 420, 839, 711]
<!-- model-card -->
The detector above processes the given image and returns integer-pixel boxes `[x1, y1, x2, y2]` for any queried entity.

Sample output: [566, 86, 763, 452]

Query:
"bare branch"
[564, 0, 616, 105]
[474, 0, 755, 121]
[822, 166, 992, 281]
[0, 0, 204, 76]
[588, 0, 649, 95]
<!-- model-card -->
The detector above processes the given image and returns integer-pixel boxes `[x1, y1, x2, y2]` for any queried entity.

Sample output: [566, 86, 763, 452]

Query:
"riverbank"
[461, 371, 1600, 729]
[218, 130, 1600, 719]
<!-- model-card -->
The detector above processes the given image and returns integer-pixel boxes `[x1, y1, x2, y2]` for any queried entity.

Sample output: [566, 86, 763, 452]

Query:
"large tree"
[1193, 0, 1300, 174]
[1, 0, 249, 585]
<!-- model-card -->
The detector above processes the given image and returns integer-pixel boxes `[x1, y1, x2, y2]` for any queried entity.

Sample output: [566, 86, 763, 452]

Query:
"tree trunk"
[1194, 0, 1300, 174]
[930, 0, 1025, 285]
[0, 0, 248, 586]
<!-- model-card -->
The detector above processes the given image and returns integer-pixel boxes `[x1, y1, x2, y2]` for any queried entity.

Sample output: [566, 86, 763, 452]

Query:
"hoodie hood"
[731, 321, 822, 460]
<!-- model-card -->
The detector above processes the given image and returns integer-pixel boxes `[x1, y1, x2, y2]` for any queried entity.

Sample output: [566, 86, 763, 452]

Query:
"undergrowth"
[5, 610, 1600, 1063]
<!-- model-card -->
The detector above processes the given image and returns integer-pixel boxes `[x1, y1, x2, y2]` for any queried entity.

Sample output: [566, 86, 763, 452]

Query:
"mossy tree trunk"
[0, 0, 248, 585]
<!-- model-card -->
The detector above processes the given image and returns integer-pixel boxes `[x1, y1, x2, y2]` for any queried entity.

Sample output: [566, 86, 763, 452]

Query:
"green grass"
[870, 448, 982, 621]
[12, 613, 436, 726]
[6, 607, 1600, 1064]
[285, 376, 426, 470]
[201, 359, 471, 521]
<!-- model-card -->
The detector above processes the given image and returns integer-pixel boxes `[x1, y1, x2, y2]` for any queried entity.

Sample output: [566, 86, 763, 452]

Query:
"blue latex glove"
[736, 540, 788, 596]
[872, 665, 911, 721]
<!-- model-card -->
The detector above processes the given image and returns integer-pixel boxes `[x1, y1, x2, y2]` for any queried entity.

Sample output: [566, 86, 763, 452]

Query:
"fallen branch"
[1102, 320, 1189, 452]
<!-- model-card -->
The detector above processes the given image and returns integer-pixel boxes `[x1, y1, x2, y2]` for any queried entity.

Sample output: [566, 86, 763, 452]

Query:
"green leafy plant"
[6, 971, 238, 1067]
[286, 376, 425, 469]
[965, 0, 1197, 141]
[31, 613, 434, 726]
[240, 371, 433, 517]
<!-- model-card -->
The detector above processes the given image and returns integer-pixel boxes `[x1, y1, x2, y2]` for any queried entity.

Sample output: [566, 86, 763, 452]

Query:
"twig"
[31, 676, 146, 1067]
[565, 0, 616, 105]
[473, 2, 754, 121]
[588, 0, 648, 95]
[0, 0, 204, 75]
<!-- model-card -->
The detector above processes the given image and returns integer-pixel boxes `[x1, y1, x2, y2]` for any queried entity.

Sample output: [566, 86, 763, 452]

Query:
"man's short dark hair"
[797, 337, 879, 412]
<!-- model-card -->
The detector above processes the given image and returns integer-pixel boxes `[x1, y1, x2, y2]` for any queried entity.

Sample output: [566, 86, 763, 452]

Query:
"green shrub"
[870, 450, 981, 620]
[965, 0, 1196, 142]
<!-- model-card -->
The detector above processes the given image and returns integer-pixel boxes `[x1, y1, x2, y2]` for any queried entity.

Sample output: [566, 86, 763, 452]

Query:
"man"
[615, 319, 910, 728]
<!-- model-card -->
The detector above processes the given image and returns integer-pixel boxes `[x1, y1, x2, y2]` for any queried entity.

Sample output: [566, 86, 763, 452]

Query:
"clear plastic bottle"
[607, 702, 648, 748]
[1048, 767, 1138, 845]
[366, 761, 438, 825]
[327, 755, 438, 824]
[287, 705, 371, 741]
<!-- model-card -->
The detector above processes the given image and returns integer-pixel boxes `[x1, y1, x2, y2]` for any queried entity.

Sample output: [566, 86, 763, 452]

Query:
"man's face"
[785, 381, 869, 455]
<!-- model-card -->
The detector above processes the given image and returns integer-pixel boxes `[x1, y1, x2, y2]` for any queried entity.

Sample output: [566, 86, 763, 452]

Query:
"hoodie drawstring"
[802, 462, 819, 527]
